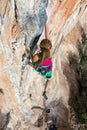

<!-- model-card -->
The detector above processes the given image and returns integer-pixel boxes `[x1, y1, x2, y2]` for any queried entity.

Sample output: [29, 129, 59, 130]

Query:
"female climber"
[26, 38, 52, 99]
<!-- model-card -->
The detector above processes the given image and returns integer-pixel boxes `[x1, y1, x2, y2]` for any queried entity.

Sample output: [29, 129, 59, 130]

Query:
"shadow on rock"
[0, 110, 10, 130]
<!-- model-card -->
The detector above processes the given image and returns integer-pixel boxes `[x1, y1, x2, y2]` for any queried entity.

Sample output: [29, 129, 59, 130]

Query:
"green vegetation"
[69, 33, 87, 128]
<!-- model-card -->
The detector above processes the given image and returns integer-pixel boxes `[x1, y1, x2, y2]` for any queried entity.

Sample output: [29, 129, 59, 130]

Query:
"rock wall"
[0, 0, 87, 130]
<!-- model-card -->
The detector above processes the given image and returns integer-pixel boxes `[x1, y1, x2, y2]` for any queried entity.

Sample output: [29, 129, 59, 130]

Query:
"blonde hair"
[34, 39, 52, 68]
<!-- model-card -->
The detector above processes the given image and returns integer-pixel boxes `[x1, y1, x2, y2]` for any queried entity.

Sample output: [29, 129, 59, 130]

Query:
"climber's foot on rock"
[42, 91, 48, 100]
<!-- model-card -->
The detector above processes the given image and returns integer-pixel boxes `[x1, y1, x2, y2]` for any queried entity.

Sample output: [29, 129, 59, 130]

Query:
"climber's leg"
[42, 79, 50, 100]
[44, 79, 50, 92]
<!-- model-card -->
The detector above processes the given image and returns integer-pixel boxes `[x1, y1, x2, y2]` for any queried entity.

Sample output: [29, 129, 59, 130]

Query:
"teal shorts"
[34, 68, 52, 79]
[41, 71, 52, 79]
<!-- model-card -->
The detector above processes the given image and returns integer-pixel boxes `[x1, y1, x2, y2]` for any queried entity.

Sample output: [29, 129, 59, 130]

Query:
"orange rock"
[0, 71, 15, 101]
[1, 0, 8, 16]
[0, 53, 4, 67]
[12, 22, 21, 39]
[3, 22, 13, 46]
[61, 0, 79, 18]
[4, 21, 21, 46]
[47, 0, 81, 46]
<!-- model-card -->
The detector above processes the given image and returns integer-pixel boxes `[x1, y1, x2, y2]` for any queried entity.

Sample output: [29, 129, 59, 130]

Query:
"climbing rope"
[52, 34, 64, 57]
[45, 25, 64, 57]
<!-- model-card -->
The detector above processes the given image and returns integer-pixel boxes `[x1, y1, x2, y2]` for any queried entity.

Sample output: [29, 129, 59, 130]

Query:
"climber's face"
[33, 54, 39, 62]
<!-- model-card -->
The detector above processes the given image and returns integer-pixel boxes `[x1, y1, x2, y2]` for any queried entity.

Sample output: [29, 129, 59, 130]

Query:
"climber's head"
[40, 39, 52, 50]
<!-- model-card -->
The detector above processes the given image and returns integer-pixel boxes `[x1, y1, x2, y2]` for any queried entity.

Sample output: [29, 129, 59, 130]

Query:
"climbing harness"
[38, 64, 52, 75]
[37, 61, 52, 79]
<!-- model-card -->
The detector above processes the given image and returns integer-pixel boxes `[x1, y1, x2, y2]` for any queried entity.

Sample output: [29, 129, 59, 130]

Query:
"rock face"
[0, 0, 87, 130]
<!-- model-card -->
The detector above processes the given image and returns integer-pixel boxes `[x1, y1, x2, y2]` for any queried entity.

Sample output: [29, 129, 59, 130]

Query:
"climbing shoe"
[42, 91, 46, 96]
[42, 91, 48, 100]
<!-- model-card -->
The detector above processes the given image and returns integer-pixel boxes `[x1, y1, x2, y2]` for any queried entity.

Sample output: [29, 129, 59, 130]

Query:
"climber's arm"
[29, 51, 33, 61]
[24, 45, 35, 68]
[25, 45, 33, 61]
[45, 23, 50, 40]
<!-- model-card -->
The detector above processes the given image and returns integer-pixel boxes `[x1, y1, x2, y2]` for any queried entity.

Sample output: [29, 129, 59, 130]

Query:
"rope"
[52, 34, 64, 57]
[45, 24, 64, 57]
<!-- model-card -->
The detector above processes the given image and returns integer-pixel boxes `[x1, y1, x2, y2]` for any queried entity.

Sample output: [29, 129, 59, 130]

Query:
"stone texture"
[0, 0, 87, 130]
